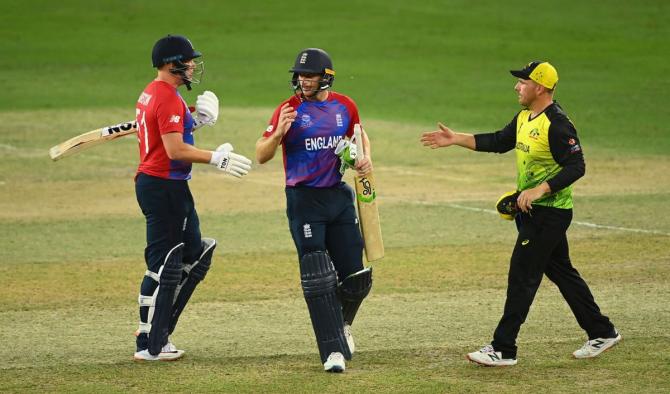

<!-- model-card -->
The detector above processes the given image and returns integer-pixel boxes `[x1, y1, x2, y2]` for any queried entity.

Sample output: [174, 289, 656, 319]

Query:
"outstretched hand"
[420, 122, 457, 148]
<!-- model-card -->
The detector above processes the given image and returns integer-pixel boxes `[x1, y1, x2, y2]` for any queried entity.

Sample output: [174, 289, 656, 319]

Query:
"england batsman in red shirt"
[133, 34, 252, 361]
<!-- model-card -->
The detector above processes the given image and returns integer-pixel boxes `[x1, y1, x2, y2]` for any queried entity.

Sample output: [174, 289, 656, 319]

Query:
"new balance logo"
[303, 224, 312, 238]
[592, 340, 605, 349]
[488, 353, 500, 361]
[169, 115, 181, 123]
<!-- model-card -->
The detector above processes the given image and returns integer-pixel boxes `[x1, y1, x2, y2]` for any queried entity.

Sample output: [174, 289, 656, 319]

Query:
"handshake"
[209, 143, 252, 178]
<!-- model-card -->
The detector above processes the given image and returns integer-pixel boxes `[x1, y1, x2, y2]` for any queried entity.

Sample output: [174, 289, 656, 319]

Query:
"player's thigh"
[182, 200, 202, 263]
[326, 206, 364, 279]
[288, 218, 327, 258]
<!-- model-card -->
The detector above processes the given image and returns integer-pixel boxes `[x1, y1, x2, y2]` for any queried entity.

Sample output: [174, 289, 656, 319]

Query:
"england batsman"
[132, 34, 252, 361]
[421, 61, 620, 366]
[255, 48, 374, 372]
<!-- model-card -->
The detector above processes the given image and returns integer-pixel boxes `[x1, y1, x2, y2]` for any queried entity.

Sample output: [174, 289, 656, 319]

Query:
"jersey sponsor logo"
[138, 92, 152, 105]
[300, 114, 312, 128]
[266, 125, 274, 133]
[336, 113, 343, 127]
[515, 141, 530, 153]
[305, 135, 343, 151]
[528, 128, 540, 140]
[169, 115, 181, 123]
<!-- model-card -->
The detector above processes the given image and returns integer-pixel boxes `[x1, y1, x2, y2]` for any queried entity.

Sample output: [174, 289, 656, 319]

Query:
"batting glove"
[209, 143, 252, 178]
[334, 139, 358, 174]
[194, 91, 219, 129]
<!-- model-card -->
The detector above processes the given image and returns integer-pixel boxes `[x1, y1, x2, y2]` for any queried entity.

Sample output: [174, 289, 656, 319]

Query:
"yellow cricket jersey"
[475, 102, 585, 209]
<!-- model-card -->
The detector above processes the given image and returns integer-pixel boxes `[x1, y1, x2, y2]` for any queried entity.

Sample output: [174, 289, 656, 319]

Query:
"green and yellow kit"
[474, 102, 585, 208]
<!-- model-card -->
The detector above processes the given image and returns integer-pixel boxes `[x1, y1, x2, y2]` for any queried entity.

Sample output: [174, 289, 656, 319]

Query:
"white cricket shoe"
[467, 345, 517, 367]
[324, 352, 346, 373]
[159, 340, 185, 361]
[133, 340, 185, 361]
[344, 323, 355, 355]
[573, 331, 622, 359]
[133, 349, 159, 361]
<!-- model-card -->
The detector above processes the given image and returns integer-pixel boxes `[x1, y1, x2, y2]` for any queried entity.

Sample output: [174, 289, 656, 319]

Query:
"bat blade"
[49, 120, 137, 161]
[354, 172, 384, 261]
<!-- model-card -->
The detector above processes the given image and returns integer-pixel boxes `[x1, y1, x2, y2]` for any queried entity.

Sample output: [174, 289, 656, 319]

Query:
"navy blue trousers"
[286, 183, 364, 281]
[134, 173, 202, 350]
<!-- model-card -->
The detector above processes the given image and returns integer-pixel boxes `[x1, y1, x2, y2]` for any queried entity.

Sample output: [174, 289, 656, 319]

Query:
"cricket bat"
[49, 120, 137, 161]
[353, 124, 384, 261]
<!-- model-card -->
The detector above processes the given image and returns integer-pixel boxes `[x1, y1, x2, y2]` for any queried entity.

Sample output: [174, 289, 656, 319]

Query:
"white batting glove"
[209, 143, 252, 178]
[194, 91, 219, 129]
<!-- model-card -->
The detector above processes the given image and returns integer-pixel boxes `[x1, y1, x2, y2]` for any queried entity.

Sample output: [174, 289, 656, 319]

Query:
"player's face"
[297, 74, 322, 98]
[515, 79, 538, 107]
[183, 59, 196, 79]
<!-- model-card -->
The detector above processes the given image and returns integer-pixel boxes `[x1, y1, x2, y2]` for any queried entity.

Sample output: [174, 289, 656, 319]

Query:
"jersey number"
[136, 108, 149, 154]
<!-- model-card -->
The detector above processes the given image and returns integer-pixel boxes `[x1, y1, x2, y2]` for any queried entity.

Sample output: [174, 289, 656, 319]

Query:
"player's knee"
[300, 251, 338, 297]
[339, 267, 373, 325]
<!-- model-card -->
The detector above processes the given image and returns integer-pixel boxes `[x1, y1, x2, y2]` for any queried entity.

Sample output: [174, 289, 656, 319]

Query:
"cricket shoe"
[467, 345, 517, 367]
[573, 330, 622, 359]
[159, 341, 185, 360]
[133, 340, 185, 361]
[323, 352, 346, 373]
[344, 323, 355, 355]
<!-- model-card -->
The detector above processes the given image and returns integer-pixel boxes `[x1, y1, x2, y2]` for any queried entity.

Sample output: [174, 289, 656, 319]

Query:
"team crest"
[528, 128, 540, 139]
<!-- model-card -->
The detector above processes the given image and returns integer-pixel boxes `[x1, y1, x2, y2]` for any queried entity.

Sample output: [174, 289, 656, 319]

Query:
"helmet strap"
[170, 60, 193, 90]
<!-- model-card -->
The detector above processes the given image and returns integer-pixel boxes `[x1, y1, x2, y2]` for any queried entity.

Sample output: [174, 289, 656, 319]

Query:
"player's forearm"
[255, 134, 282, 164]
[454, 133, 476, 150]
[166, 143, 213, 163]
[162, 132, 212, 163]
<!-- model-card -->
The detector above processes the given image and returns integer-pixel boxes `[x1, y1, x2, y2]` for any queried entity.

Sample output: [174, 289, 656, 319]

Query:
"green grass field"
[1, 1, 669, 392]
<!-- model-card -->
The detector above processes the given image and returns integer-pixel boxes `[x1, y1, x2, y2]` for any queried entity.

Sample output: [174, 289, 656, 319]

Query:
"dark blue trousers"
[286, 183, 364, 281]
[134, 173, 202, 350]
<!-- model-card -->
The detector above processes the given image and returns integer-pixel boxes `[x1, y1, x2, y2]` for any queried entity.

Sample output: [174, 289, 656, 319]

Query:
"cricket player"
[421, 61, 620, 366]
[255, 48, 374, 372]
[133, 34, 252, 361]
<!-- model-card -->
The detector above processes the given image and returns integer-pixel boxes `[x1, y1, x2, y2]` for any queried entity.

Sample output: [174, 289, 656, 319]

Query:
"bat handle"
[354, 124, 364, 161]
